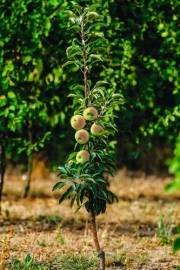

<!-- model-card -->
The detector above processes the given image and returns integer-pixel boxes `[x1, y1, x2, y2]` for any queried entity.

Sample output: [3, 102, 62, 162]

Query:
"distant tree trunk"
[0, 137, 5, 214]
[90, 209, 105, 270]
[24, 122, 33, 198]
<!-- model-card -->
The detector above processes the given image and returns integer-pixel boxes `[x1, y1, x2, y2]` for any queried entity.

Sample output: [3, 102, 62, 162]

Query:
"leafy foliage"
[0, 0, 179, 173]
[166, 137, 180, 192]
[53, 2, 120, 216]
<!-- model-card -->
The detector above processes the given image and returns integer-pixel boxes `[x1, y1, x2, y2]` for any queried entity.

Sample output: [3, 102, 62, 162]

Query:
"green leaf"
[62, 61, 76, 68]
[71, 2, 82, 13]
[72, 84, 85, 91]
[107, 190, 119, 203]
[94, 202, 102, 215]
[94, 80, 109, 88]
[89, 185, 97, 197]
[69, 25, 81, 32]
[85, 201, 91, 212]
[70, 196, 76, 208]
[84, 177, 96, 183]
[79, 173, 92, 178]
[89, 54, 103, 61]
[59, 186, 74, 204]
[8, 91, 16, 99]
[92, 88, 105, 98]
[173, 237, 180, 253]
[58, 166, 68, 174]
[66, 152, 77, 162]
[52, 181, 67, 191]
[87, 4, 102, 11]
[165, 181, 180, 192]
[86, 12, 101, 19]
[98, 188, 108, 200]
[24, 254, 33, 266]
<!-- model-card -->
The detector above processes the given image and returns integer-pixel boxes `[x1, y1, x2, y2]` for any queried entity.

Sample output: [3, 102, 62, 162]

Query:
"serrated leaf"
[52, 181, 67, 191]
[59, 186, 74, 204]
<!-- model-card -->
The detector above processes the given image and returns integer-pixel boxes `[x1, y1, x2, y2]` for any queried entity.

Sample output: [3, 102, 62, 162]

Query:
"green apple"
[90, 123, 104, 136]
[83, 107, 98, 121]
[76, 150, 90, 163]
[70, 115, 86, 130]
[75, 129, 89, 144]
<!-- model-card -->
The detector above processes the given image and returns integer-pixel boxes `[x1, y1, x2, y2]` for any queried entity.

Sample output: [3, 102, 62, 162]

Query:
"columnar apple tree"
[53, 2, 123, 269]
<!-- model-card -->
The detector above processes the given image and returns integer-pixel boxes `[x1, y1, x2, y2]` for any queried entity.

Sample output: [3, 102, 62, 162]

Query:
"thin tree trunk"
[90, 210, 105, 270]
[23, 151, 33, 198]
[24, 124, 33, 198]
[0, 139, 5, 214]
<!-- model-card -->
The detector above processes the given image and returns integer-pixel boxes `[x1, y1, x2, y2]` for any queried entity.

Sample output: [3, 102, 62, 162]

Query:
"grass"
[1, 168, 180, 269]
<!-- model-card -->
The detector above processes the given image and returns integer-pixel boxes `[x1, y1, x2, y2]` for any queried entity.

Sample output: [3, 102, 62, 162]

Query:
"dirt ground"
[1, 167, 180, 269]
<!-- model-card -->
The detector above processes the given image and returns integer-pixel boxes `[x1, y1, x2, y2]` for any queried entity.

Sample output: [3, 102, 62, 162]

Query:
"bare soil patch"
[1, 168, 180, 269]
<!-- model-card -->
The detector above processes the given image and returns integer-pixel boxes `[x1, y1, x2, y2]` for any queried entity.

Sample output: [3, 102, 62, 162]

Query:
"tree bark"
[24, 124, 33, 198]
[23, 151, 33, 198]
[90, 210, 105, 270]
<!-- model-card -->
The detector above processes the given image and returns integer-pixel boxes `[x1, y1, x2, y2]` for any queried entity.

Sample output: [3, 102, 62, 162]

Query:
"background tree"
[0, 0, 179, 197]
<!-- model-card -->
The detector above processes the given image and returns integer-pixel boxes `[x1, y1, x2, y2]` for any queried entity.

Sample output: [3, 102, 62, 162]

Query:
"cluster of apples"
[70, 107, 104, 163]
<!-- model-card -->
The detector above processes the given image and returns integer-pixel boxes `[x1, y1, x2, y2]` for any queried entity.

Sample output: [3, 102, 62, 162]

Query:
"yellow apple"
[75, 129, 89, 144]
[70, 115, 86, 130]
[83, 107, 98, 121]
[76, 150, 90, 163]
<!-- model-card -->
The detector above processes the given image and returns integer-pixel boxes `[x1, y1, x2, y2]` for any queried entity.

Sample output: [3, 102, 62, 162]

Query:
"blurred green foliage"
[0, 0, 179, 172]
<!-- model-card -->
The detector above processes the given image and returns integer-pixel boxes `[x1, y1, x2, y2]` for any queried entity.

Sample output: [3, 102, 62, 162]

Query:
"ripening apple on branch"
[53, 3, 124, 270]
[75, 129, 89, 144]
[70, 115, 86, 130]
[76, 150, 90, 163]
[91, 123, 104, 137]
[83, 107, 98, 121]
